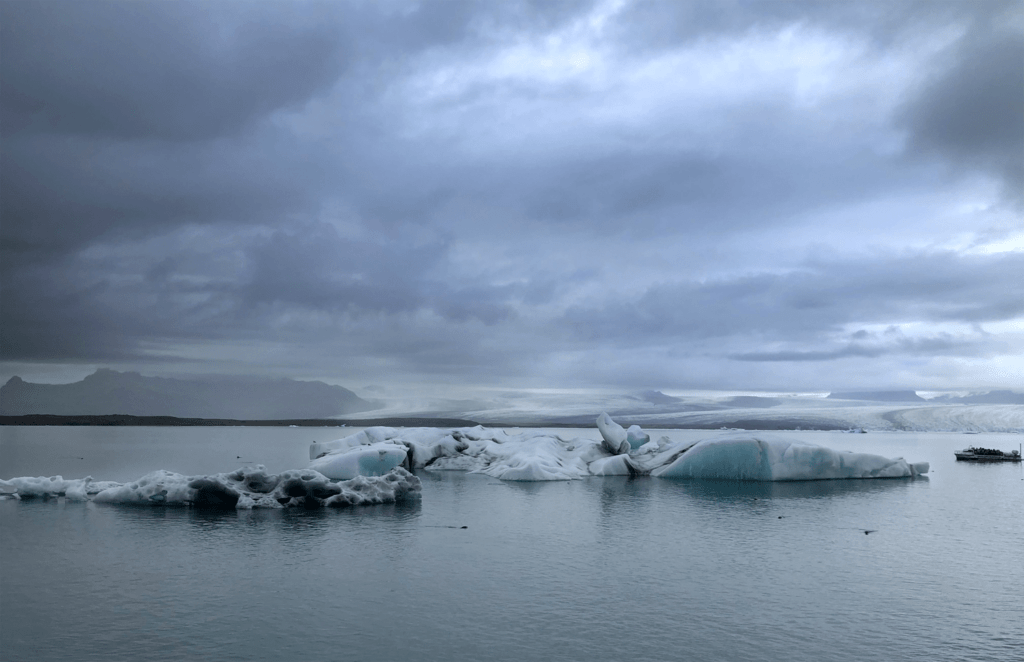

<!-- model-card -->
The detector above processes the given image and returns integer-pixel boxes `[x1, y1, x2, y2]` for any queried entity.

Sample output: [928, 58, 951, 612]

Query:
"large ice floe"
[0, 465, 421, 509]
[306, 414, 928, 482]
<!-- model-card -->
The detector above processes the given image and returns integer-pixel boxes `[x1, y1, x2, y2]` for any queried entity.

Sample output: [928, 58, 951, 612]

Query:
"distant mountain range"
[0, 369, 380, 419]
[926, 390, 1024, 405]
[827, 391, 926, 402]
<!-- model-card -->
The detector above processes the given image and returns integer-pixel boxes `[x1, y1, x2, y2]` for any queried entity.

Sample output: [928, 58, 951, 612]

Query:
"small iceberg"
[650, 435, 928, 480]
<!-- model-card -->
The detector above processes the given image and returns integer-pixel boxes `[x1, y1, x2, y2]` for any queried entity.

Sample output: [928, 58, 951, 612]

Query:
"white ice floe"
[305, 414, 928, 482]
[0, 465, 420, 508]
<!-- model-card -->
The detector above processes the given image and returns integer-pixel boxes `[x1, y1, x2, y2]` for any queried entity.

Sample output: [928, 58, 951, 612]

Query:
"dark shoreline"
[1, 413, 852, 431]
[0, 414, 481, 428]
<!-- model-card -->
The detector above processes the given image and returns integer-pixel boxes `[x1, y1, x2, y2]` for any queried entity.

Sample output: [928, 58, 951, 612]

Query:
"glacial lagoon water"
[1, 426, 1022, 662]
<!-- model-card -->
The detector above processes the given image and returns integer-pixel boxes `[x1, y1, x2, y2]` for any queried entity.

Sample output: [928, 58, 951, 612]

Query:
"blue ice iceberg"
[650, 434, 928, 480]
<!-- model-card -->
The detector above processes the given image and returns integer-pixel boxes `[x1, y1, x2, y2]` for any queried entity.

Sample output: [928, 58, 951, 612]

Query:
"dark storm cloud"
[0, 0, 605, 261]
[240, 223, 439, 314]
[0, 2, 350, 141]
[1, 0, 1022, 390]
[0, 0, 481, 257]
[1, 255, 165, 360]
[0, 131, 320, 258]
[899, 16, 1024, 201]
[234, 222, 529, 327]
[0, 0, 498, 350]
[0, 218, 528, 361]
[0, 0, 497, 141]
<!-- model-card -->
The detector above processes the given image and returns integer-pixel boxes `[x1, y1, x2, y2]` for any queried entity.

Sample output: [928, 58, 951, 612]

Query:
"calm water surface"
[1, 427, 1022, 662]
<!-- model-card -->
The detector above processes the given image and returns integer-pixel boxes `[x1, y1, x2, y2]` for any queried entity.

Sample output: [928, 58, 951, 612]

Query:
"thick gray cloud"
[731, 333, 1004, 363]
[566, 251, 1024, 342]
[899, 13, 1024, 202]
[1, 2, 347, 140]
[1, 0, 1021, 393]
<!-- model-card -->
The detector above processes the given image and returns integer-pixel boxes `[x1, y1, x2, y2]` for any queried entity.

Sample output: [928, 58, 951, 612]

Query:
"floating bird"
[425, 525, 469, 529]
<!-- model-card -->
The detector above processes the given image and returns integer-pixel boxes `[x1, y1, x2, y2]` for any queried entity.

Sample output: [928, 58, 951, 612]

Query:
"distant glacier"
[348, 389, 1024, 433]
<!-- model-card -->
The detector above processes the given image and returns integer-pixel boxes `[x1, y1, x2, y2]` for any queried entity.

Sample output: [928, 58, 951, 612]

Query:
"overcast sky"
[1, 0, 1022, 395]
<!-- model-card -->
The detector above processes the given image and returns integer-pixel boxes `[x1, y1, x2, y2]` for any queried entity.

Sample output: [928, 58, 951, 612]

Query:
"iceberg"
[309, 426, 608, 481]
[626, 425, 650, 449]
[649, 435, 928, 480]
[310, 426, 399, 460]
[305, 414, 927, 482]
[596, 412, 631, 454]
[477, 434, 592, 481]
[308, 443, 408, 480]
[0, 465, 421, 509]
[587, 454, 639, 476]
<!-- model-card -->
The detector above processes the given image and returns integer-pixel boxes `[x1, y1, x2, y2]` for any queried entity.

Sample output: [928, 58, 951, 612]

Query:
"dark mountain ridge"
[826, 390, 926, 402]
[0, 369, 380, 419]
[927, 390, 1024, 405]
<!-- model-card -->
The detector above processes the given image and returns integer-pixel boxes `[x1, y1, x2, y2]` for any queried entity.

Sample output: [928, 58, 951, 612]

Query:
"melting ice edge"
[1, 414, 929, 508]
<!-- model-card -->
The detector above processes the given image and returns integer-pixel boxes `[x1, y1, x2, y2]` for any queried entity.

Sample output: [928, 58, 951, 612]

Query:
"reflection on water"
[100, 496, 426, 543]
[663, 474, 929, 502]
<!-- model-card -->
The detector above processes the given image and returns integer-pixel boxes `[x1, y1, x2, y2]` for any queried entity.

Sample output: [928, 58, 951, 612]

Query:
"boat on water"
[954, 445, 1022, 462]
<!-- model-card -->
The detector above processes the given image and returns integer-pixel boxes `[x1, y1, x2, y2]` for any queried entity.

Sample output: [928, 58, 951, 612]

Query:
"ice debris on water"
[0, 466, 420, 509]
[304, 413, 928, 482]
[1, 415, 931, 502]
